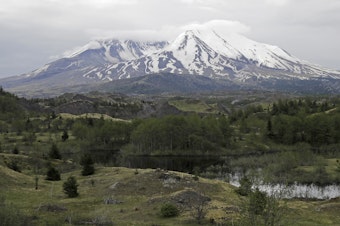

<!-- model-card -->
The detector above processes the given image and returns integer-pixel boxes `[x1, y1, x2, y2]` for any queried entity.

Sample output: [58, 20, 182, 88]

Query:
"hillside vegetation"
[1, 165, 340, 225]
[0, 88, 340, 225]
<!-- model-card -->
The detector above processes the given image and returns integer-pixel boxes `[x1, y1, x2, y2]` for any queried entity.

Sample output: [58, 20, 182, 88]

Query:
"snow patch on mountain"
[26, 64, 50, 78]
[2, 27, 340, 96]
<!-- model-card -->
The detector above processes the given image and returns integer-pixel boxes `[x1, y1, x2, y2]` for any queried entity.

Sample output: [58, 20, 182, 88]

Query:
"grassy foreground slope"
[1, 165, 340, 225]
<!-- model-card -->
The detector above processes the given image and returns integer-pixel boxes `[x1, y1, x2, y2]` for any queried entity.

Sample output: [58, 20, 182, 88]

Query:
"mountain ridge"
[1, 28, 340, 97]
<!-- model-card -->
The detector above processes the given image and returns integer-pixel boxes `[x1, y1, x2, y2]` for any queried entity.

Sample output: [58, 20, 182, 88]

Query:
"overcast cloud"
[0, 0, 339, 77]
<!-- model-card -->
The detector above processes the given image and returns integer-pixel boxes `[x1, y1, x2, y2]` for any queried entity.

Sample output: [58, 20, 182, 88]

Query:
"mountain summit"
[77, 29, 340, 81]
[1, 29, 340, 96]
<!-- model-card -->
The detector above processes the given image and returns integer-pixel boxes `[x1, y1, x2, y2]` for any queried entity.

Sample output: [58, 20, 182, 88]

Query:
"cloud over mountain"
[1, 1, 340, 78]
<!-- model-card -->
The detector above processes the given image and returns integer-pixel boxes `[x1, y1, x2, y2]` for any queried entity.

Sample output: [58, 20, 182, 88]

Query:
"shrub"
[6, 161, 21, 172]
[46, 166, 61, 181]
[12, 146, 19, 154]
[236, 176, 252, 196]
[61, 130, 69, 141]
[160, 203, 180, 218]
[249, 188, 267, 215]
[63, 176, 79, 198]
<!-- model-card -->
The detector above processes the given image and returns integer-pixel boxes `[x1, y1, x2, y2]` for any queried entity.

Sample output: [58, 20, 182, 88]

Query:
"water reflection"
[229, 173, 340, 199]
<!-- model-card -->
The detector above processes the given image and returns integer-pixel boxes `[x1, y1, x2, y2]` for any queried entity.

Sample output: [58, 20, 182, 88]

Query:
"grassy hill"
[1, 164, 340, 225]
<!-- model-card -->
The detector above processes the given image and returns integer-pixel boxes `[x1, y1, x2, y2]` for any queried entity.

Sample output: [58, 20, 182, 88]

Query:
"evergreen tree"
[49, 143, 61, 159]
[80, 154, 95, 176]
[63, 176, 79, 198]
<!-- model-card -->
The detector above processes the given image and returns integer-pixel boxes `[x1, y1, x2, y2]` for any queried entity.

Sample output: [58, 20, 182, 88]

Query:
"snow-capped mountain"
[24, 39, 168, 80]
[88, 29, 339, 81]
[1, 28, 340, 96]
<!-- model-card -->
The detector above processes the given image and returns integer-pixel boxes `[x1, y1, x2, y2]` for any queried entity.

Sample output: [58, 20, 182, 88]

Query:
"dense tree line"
[270, 98, 333, 116]
[69, 114, 233, 155]
[269, 113, 340, 146]
[71, 117, 132, 146]
[130, 115, 233, 155]
[227, 98, 340, 148]
[267, 99, 340, 146]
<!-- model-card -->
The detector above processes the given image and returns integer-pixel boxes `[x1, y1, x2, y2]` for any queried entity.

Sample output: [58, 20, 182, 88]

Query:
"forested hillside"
[1, 89, 340, 225]
[1, 89, 339, 183]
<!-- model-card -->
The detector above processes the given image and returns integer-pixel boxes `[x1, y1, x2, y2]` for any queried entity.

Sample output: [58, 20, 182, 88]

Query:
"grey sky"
[1, 0, 339, 78]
